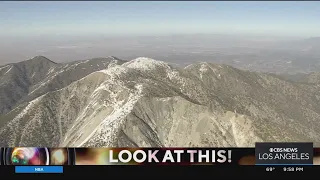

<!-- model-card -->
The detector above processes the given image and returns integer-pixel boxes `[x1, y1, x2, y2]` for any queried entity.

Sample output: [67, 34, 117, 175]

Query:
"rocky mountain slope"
[274, 72, 320, 84]
[0, 56, 125, 114]
[0, 57, 320, 147]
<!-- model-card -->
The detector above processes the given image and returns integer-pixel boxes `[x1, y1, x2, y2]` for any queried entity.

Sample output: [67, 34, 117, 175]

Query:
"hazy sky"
[1, 1, 320, 64]
[1, 1, 320, 38]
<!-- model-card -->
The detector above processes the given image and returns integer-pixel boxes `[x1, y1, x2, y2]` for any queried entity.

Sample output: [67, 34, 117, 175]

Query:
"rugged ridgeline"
[273, 72, 320, 84]
[0, 56, 126, 115]
[0, 57, 320, 147]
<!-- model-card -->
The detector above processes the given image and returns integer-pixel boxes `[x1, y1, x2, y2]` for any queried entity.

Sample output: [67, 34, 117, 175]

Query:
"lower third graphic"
[255, 142, 313, 165]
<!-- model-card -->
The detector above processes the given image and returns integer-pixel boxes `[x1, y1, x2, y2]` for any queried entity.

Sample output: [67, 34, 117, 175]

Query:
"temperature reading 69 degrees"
[265, 167, 275, 172]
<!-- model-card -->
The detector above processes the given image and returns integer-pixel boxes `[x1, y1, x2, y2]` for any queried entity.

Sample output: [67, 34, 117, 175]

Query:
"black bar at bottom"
[0, 165, 314, 177]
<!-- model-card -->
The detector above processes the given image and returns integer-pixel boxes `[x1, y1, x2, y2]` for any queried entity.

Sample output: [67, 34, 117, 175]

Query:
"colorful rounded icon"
[5, 147, 50, 165]
[50, 148, 70, 165]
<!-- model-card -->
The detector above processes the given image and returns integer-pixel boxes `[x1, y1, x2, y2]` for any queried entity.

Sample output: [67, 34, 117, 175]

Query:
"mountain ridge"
[1, 57, 320, 147]
[0, 56, 127, 114]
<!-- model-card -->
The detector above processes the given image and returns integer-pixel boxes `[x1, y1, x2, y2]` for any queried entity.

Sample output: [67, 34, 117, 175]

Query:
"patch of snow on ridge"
[98, 65, 128, 80]
[135, 83, 144, 94]
[199, 64, 208, 79]
[65, 60, 90, 71]
[107, 59, 120, 69]
[0, 65, 10, 72]
[28, 67, 66, 95]
[167, 69, 179, 79]
[0, 95, 45, 145]
[166, 69, 185, 85]
[76, 84, 144, 147]
[184, 64, 195, 69]
[14, 95, 44, 121]
[198, 62, 221, 78]
[47, 67, 55, 75]
[107, 56, 116, 60]
[124, 57, 170, 71]
[3, 66, 13, 75]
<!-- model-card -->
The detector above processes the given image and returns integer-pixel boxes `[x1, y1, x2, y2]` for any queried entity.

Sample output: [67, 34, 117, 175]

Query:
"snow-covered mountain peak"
[124, 57, 170, 71]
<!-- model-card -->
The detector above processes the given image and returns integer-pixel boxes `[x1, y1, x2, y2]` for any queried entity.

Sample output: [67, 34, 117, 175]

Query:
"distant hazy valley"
[2, 35, 320, 74]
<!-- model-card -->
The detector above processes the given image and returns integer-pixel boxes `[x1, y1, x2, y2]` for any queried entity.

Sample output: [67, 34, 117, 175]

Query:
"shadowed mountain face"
[0, 57, 320, 147]
[0, 56, 126, 114]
